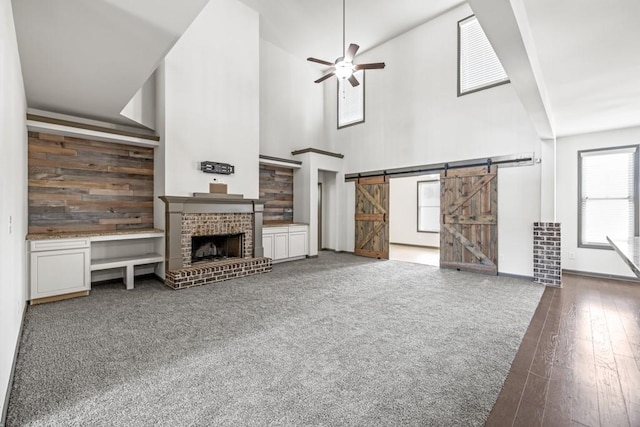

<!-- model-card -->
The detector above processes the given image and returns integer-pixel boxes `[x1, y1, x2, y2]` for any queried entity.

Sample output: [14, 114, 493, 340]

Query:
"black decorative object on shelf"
[200, 161, 235, 175]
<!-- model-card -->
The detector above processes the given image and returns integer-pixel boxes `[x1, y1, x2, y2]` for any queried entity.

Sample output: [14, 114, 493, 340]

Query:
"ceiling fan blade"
[355, 62, 386, 70]
[314, 72, 335, 83]
[348, 74, 360, 87]
[307, 57, 335, 67]
[344, 44, 359, 62]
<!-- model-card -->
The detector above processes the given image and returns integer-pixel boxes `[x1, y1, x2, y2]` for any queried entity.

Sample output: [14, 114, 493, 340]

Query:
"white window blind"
[580, 146, 638, 246]
[458, 15, 509, 95]
[418, 177, 440, 232]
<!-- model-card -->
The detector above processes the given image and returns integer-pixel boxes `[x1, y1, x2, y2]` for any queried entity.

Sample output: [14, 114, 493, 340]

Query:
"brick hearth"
[165, 257, 271, 289]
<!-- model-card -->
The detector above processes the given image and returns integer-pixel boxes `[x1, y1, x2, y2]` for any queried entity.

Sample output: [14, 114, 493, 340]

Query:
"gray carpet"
[7, 252, 543, 426]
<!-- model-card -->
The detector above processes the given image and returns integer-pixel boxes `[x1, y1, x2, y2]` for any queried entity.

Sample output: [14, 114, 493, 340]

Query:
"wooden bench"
[91, 253, 164, 290]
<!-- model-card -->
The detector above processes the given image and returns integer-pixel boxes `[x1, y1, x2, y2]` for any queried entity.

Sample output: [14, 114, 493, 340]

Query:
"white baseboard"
[1, 303, 27, 427]
[562, 269, 640, 283]
[498, 272, 534, 281]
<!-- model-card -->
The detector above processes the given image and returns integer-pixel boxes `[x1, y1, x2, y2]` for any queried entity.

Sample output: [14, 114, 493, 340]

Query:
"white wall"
[389, 175, 440, 248]
[0, 0, 28, 415]
[120, 73, 156, 130]
[324, 4, 542, 276]
[259, 39, 327, 159]
[159, 0, 260, 199]
[557, 126, 640, 278]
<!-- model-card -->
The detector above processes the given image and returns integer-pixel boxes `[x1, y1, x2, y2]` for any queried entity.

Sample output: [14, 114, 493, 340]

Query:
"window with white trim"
[579, 145, 638, 248]
[418, 177, 440, 232]
[458, 15, 509, 96]
[338, 70, 364, 128]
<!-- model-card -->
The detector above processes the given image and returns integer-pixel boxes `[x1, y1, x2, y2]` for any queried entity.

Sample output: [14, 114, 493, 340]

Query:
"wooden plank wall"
[259, 164, 293, 223]
[28, 131, 154, 234]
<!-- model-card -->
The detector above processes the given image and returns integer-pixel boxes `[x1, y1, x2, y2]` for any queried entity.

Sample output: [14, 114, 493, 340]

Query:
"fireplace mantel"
[160, 195, 265, 272]
[160, 195, 264, 212]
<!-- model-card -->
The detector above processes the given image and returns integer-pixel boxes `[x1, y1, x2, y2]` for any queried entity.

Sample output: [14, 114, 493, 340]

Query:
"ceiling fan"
[307, 0, 385, 87]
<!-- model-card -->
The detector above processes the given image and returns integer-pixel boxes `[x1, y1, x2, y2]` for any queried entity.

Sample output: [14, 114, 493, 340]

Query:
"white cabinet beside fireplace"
[288, 225, 308, 258]
[263, 224, 308, 263]
[29, 238, 91, 300]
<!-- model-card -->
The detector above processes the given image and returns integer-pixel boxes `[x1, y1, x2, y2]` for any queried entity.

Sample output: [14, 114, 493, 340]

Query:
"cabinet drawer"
[289, 225, 308, 233]
[30, 238, 91, 252]
[263, 227, 288, 235]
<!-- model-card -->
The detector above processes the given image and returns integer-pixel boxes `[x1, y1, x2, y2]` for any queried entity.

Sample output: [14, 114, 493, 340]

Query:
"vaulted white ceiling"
[237, 0, 464, 61]
[471, 0, 640, 138]
[522, 0, 640, 137]
[12, 0, 209, 127]
[12, 0, 640, 138]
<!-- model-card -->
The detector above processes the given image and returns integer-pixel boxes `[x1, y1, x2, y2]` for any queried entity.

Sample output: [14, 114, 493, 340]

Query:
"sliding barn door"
[440, 166, 498, 274]
[354, 176, 389, 259]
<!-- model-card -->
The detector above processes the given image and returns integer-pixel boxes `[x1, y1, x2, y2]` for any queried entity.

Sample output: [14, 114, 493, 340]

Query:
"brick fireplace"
[160, 195, 271, 289]
[181, 213, 254, 267]
[191, 233, 244, 264]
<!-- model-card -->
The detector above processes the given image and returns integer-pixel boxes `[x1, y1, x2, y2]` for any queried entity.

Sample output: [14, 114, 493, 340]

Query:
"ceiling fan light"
[334, 60, 354, 79]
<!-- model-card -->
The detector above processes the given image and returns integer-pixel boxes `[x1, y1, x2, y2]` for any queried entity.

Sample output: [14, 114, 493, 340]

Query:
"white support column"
[540, 137, 556, 222]
[292, 150, 344, 257]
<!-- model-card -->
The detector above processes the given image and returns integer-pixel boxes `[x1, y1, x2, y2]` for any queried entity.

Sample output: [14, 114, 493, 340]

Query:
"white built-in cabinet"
[262, 232, 274, 259]
[28, 231, 163, 301]
[288, 225, 308, 258]
[263, 224, 308, 263]
[30, 238, 91, 300]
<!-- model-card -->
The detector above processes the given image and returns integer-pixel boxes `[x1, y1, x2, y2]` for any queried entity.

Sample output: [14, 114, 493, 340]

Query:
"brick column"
[533, 222, 561, 287]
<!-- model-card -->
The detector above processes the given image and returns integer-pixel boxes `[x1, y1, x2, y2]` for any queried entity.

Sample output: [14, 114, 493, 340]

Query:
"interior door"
[354, 176, 389, 259]
[440, 165, 497, 274]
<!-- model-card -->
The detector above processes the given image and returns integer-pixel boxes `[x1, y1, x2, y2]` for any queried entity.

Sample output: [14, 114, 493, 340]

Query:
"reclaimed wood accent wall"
[28, 131, 154, 234]
[259, 164, 293, 223]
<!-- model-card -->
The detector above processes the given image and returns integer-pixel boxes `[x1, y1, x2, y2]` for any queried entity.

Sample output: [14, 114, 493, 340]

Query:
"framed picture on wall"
[337, 70, 365, 129]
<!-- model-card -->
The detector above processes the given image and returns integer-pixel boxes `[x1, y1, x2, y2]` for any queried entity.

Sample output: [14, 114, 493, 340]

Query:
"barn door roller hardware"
[344, 152, 534, 182]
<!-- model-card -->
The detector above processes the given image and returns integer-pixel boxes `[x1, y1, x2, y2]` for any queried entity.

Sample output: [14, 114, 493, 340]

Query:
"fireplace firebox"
[191, 233, 244, 264]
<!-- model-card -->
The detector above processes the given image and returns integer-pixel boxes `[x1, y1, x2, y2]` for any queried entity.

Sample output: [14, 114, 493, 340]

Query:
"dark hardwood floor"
[486, 273, 640, 427]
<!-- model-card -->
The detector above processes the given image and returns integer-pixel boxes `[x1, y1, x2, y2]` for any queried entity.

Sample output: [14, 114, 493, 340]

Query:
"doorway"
[317, 170, 338, 252]
[388, 174, 440, 267]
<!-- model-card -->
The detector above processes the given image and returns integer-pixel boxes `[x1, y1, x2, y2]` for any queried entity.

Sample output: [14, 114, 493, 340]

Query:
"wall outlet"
[569, 251, 576, 259]
[8, 215, 12, 234]
[499, 254, 505, 262]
